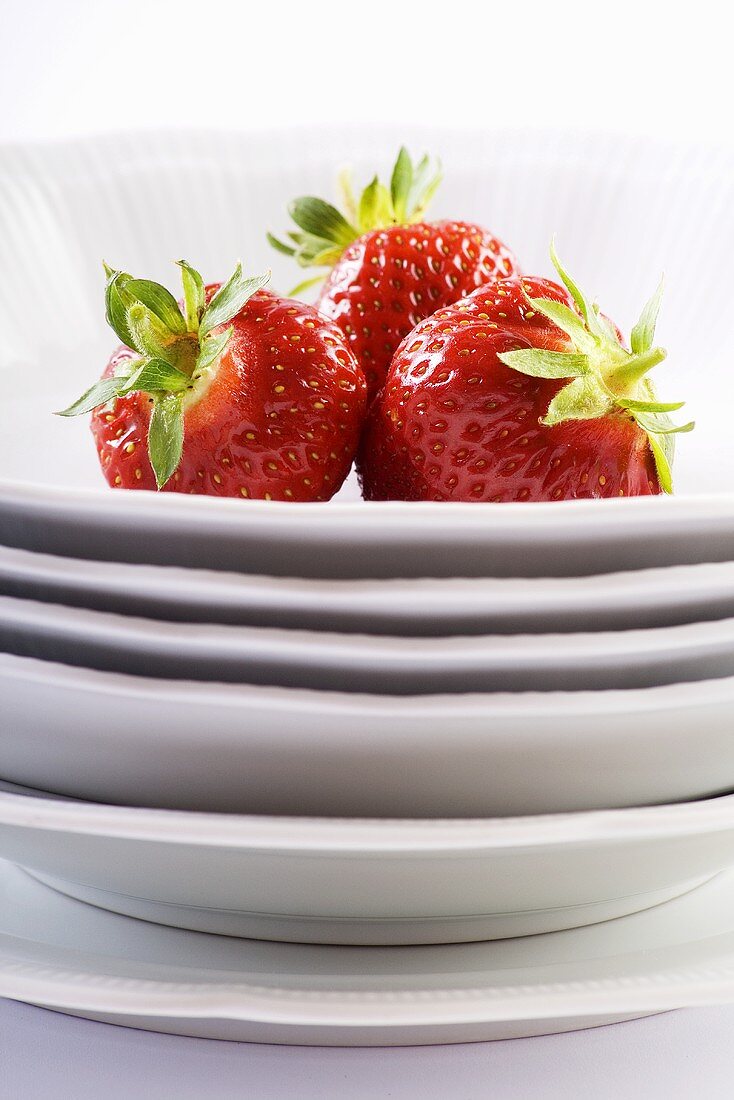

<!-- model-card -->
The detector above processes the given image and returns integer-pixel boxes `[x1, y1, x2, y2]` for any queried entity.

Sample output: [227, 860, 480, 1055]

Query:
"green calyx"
[58, 260, 271, 488]
[497, 240, 694, 493]
[267, 147, 442, 294]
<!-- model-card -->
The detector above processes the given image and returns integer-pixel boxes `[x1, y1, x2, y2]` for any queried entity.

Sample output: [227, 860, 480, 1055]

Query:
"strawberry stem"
[267, 147, 443, 292]
[607, 346, 667, 393]
[498, 241, 692, 493]
[57, 260, 271, 489]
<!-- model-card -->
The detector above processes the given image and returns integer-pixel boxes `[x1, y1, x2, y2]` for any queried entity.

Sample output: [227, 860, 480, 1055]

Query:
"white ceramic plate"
[5, 651, 734, 817]
[2, 780, 734, 946]
[0, 128, 733, 578]
[3, 860, 734, 1045]
[5, 594, 734, 694]
[5, 484, 734, 579]
[6, 543, 734, 635]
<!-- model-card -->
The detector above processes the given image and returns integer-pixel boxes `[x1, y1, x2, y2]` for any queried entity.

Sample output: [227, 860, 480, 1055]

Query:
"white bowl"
[6, 543, 734, 634]
[7, 651, 734, 818]
[4, 652, 734, 817]
[1, 780, 734, 945]
[1, 128, 733, 576]
[6, 594, 734, 694]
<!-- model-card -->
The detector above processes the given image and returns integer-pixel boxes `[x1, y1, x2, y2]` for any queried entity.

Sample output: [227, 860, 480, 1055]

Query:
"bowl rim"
[5, 476, 734, 525]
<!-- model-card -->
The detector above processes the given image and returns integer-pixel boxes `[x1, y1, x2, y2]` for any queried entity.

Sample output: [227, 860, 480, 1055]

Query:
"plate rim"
[1, 778, 734, 851]
[7, 647, 734, 721]
[2, 958, 734, 1026]
[6, 476, 734, 523]
[6, 538, 734, 594]
[1, 863, 734, 1027]
[8, 590, 734, 667]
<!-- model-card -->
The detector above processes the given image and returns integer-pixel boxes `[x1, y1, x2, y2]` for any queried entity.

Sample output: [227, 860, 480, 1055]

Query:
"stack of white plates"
[2, 127, 734, 1045]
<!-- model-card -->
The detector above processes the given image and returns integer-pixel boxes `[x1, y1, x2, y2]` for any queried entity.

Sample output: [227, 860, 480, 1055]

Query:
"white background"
[3, 1, 734, 1096]
[1, 0, 729, 143]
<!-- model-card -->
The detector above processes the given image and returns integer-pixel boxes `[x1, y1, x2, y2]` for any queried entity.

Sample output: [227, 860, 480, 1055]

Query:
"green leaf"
[126, 304, 182, 364]
[148, 392, 184, 489]
[289, 273, 328, 297]
[627, 404, 694, 494]
[196, 326, 232, 372]
[616, 397, 686, 414]
[633, 411, 696, 436]
[288, 197, 357, 247]
[631, 276, 664, 355]
[199, 266, 271, 337]
[309, 245, 344, 267]
[285, 230, 335, 266]
[646, 431, 675, 494]
[498, 348, 590, 379]
[337, 167, 358, 224]
[591, 304, 622, 346]
[58, 351, 194, 419]
[550, 239, 632, 346]
[358, 176, 393, 232]
[410, 162, 442, 221]
[270, 149, 441, 279]
[549, 238, 594, 326]
[358, 176, 379, 231]
[285, 231, 341, 268]
[390, 147, 413, 223]
[406, 154, 442, 221]
[542, 375, 611, 427]
[105, 270, 137, 349]
[409, 154, 430, 197]
[266, 232, 296, 258]
[56, 375, 126, 417]
[126, 278, 187, 335]
[527, 297, 597, 353]
[176, 260, 206, 332]
[505, 239, 689, 452]
[120, 357, 190, 395]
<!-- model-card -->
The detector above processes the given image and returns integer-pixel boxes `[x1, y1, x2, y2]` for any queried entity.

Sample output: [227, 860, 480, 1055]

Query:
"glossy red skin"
[316, 221, 520, 398]
[91, 289, 367, 500]
[358, 276, 661, 503]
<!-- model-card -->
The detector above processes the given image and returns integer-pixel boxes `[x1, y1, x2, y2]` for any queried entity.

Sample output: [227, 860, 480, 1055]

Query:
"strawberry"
[358, 243, 693, 502]
[59, 262, 367, 500]
[269, 148, 520, 398]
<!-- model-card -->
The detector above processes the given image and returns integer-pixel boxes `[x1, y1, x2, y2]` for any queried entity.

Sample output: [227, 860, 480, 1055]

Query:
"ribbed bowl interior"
[0, 127, 731, 497]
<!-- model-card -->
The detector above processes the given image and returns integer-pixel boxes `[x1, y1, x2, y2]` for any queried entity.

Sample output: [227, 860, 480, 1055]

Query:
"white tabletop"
[3, 999, 734, 1099]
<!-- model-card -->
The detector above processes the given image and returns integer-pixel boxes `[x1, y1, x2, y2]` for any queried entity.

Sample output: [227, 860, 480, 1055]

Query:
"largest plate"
[2, 860, 734, 1044]
[1, 128, 733, 577]
[2, 781, 734, 945]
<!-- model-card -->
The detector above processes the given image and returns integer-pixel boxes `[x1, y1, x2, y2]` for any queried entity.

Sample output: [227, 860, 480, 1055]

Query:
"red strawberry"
[269, 148, 520, 398]
[358, 243, 693, 502]
[59, 262, 367, 500]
